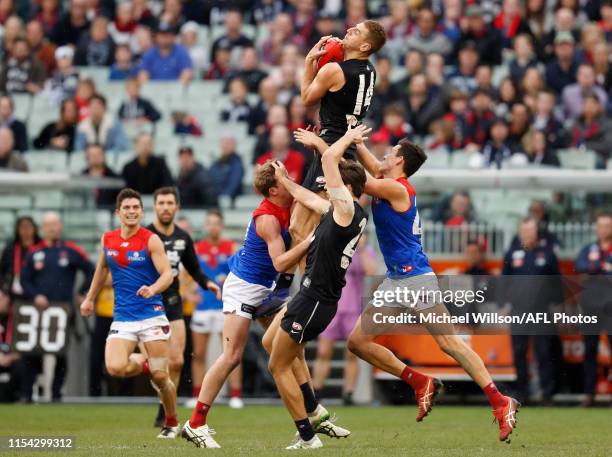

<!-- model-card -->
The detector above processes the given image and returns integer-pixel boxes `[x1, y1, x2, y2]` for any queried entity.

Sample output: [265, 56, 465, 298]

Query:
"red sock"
[189, 401, 210, 428]
[164, 414, 178, 427]
[230, 387, 242, 398]
[484, 382, 507, 409]
[400, 366, 429, 390]
[192, 386, 201, 398]
[142, 360, 150, 375]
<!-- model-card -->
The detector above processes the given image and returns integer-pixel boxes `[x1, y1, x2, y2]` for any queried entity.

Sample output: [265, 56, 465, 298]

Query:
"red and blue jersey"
[229, 199, 291, 288]
[371, 177, 432, 278]
[195, 239, 235, 311]
[104, 227, 163, 322]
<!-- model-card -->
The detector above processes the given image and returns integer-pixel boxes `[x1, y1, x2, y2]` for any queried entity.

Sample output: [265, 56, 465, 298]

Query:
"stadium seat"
[233, 194, 262, 210]
[23, 150, 69, 172]
[422, 151, 449, 169]
[0, 194, 34, 209]
[69, 153, 87, 174]
[76, 66, 111, 86]
[12, 93, 32, 120]
[557, 149, 597, 169]
[449, 151, 471, 169]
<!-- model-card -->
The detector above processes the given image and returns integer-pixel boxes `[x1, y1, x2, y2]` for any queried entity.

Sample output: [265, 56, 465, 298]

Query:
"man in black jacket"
[122, 133, 174, 194]
[176, 146, 217, 207]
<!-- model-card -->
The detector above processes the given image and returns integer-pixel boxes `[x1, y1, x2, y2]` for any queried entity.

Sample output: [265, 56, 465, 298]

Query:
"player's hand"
[34, 294, 49, 310]
[294, 127, 320, 149]
[305, 35, 331, 63]
[345, 124, 371, 144]
[206, 281, 222, 300]
[271, 160, 290, 181]
[137, 285, 155, 299]
[80, 297, 94, 317]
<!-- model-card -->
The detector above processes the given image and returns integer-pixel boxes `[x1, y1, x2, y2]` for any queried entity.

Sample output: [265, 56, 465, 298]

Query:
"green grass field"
[1, 404, 611, 457]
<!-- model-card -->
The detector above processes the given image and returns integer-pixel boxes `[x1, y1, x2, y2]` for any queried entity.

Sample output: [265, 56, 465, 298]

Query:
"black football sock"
[300, 382, 319, 414]
[295, 418, 315, 441]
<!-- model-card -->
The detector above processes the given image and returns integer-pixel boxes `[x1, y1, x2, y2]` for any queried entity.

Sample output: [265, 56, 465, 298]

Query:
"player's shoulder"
[103, 228, 121, 243]
[396, 177, 416, 197]
[173, 224, 192, 241]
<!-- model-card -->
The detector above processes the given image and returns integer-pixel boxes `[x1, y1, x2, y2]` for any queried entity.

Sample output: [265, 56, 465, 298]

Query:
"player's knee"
[151, 369, 169, 387]
[262, 331, 274, 354]
[316, 343, 332, 359]
[222, 350, 242, 370]
[437, 335, 461, 357]
[106, 362, 126, 377]
[347, 332, 367, 356]
[267, 358, 281, 377]
[169, 353, 184, 372]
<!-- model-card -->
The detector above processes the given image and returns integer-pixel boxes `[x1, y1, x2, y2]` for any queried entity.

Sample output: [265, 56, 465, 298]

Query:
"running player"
[290, 21, 386, 270]
[189, 209, 243, 409]
[146, 187, 221, 427]
[295, 128, 520, 442]
[79, 188, 178, 438]
[263, 126, 369, 449]
[181, 162, 348, 448]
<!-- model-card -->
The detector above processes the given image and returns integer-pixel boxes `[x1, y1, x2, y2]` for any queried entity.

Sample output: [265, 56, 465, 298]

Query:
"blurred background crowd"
[0, 0, 611, 407]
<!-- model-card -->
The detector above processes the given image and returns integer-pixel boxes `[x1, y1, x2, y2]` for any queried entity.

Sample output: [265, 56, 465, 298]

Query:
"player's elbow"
[301, 92, 319, 107]
[272, 258, 290, 274]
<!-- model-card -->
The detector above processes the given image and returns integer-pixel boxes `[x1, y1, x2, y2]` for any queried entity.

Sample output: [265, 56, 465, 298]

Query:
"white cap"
[181, 21, 199, 35]
[55, 45, 74, 61]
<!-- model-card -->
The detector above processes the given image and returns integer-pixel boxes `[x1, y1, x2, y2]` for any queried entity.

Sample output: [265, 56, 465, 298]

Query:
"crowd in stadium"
[0, 0, 611, 408]
[1, 0, 612, 187]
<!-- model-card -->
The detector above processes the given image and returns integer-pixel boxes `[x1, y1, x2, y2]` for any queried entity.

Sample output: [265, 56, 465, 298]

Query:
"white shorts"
[371, 272, 439, 311]
[191, 309, 224, 334]
[222, 272, 274, 320]
[107, 315, 171, 342]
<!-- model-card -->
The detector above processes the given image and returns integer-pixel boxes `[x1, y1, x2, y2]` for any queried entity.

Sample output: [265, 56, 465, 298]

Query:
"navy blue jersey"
[21, 240, 94, 302]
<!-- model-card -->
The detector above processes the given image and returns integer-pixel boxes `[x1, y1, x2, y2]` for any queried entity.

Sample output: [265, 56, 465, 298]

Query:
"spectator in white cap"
[45, 45, 80, 106]
[180, 21, 207, 74]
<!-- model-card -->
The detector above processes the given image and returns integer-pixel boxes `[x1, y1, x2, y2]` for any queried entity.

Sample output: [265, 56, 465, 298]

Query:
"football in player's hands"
[317, 38, 344, 70]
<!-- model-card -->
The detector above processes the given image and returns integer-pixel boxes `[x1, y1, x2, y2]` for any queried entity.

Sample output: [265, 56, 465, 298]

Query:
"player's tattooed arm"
[272, 161, 331, 215]
[80, 235, 109, 317]
[257, 215, 313, 273]
[140, 234, 173, 298]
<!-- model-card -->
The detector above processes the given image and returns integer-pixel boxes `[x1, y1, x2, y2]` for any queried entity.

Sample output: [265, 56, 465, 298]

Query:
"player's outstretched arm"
[294, 128, 329, 155]
[256, 215, 313, 273]
[140, 234, 173, 298]
[321, 126, 370, 226]
[355, 142, 383, 177]
[271, 161, 331, 215]
[80, 235, 109, 317]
